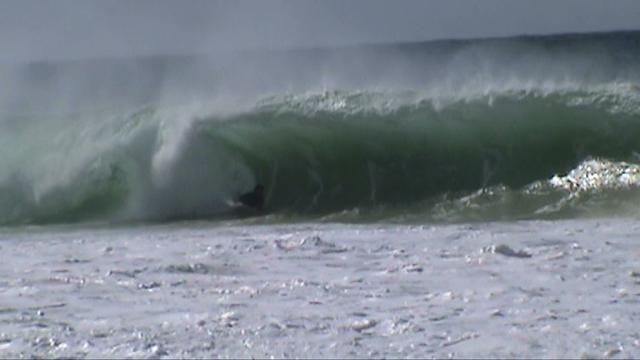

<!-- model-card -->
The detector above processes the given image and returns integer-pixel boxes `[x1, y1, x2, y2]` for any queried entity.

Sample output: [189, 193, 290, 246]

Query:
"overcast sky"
[2, 0, 640, 62]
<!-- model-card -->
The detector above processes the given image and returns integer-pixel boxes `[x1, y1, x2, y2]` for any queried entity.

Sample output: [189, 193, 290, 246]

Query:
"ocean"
[1, 31, 640, 358]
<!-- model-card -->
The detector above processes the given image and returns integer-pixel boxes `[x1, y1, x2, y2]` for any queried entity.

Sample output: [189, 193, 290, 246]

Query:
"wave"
[4, 30, 640, 225]
[2, 83, 640, 225]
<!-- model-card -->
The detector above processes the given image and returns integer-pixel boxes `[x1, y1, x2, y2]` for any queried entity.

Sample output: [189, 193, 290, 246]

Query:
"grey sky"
[1, 0, 640, 62]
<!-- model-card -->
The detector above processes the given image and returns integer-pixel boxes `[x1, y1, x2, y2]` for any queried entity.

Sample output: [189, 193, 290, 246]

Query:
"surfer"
[237, 184, 265, 211]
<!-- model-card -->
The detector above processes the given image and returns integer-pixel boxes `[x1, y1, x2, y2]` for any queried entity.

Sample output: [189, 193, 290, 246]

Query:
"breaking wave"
[3, 31, 640, 225]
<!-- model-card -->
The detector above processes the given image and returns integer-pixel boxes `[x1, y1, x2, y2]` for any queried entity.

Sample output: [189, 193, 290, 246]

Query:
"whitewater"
[2, 31, 640, 358]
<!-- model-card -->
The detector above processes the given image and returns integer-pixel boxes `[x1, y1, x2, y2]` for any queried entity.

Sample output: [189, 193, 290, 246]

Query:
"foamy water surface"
[1, 219, 639, 358]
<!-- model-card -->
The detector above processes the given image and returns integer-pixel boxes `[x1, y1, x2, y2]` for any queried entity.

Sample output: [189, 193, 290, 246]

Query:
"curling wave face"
[2, 85, 640, 225]
[3, 31, 640, 225]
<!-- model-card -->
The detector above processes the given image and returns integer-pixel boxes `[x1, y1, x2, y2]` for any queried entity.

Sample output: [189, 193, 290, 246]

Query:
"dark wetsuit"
[238, 184, 265, 210]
